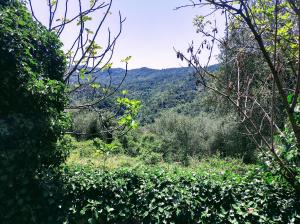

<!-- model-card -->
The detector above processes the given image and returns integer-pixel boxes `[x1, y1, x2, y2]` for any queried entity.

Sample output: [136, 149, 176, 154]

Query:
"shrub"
[0, 2, 69, 223]
[93, 138, 124, 155]
[118, 130, 162, 157]
[72, 110, 116, 142]
[140, 151, 163, 165]
[152, 112, 256, 164]
[60, 166, 300, 224]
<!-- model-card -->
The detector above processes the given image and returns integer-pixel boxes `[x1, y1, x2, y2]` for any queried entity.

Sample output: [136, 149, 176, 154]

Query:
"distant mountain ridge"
[71, 64, 219, 124]
[70, 64, 219, 85]
[117, 65, 219, 123]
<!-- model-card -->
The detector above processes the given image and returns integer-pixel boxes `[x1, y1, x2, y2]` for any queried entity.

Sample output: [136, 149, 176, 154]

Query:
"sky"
[29, 0, 225, 69]
[111, 0, 221, 69]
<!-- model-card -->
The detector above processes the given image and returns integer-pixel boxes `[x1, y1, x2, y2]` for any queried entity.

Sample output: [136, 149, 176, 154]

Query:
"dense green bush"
[118, 130, 162, 157]
[0, 1, 69, 223]
[152, 112, 256, 165]
[60, 166, 300, 224]
[72, 110, 117, 142]
[140, 151, 163, 165]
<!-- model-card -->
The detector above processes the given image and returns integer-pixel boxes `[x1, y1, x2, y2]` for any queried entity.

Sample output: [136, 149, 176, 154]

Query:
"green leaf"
[87, 74, 92, 82]
[122, 90, 128, 95]
[287, 94, 293, 104]
[79, 69, 85, 81]
[121, 56, 132, 63]
[90, 83, 100, 89]
[101, 63, 113, 71]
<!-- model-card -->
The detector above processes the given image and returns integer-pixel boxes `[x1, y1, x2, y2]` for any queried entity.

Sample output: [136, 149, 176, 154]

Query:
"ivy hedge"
[58, 166, 300, 224]
[0, 2, 69, 223]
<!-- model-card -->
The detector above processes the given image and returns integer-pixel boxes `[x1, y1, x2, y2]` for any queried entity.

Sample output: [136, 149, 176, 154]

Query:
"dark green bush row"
[60, 167, 300, 224]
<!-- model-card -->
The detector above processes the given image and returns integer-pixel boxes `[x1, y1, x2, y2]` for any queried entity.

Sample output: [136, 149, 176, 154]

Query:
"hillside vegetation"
[71, 65, 219, 124]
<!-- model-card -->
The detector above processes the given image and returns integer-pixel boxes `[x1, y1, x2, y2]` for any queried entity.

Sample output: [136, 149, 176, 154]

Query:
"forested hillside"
[121, 66, 219, 123]
[71, 65, 219, 123]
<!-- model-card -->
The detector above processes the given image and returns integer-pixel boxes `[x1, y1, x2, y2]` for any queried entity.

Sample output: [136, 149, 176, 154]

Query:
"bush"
[140, 151, 163, 165]
[118, 130, 162, 157]
[60, 166, 300, 224]
[93, 138, 124, 155]
[72, 110, 116, 143]
[0, 2, 69, 223]
[152, 112, 256, 164]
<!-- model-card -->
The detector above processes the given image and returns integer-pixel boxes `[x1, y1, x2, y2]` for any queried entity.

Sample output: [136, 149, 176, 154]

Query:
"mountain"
[71, 65, 219, 124]
[121, 67, 197, 123]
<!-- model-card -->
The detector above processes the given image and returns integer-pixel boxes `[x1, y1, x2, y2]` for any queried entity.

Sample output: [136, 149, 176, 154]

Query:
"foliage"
[75, 66, 200, 124]
[55, 137, 300, 223]
[118, 130, 162, 157]
[178, 0, 300, 190]
[139, 151, 163, 165]
[80, 65, 257, 163]
[71, 92, 140, 142]
[273, 97, 300, 179]
[116, 94, 141, 129]
[152, 111, 256, 164]
[71, 110, 117, 142]
[0, 1, 69, 223]
[59, 165, 300, 224]
[2, 1, 299, 223]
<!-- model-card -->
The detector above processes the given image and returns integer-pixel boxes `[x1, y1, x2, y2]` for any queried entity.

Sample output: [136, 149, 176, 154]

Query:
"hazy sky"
[112, 0, 218, 69]
[29, 0, 225, 69]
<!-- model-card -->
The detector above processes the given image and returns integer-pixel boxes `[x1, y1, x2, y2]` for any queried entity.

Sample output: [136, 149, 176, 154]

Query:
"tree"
[176, 0, 300, 191]
[0, 1, 70, 222]
[0, 0, 137, 222]
[26, 0, 139, 138]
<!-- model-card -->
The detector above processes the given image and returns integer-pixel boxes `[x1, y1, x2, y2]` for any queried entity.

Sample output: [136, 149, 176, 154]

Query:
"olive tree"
[176, 0, 300, 191]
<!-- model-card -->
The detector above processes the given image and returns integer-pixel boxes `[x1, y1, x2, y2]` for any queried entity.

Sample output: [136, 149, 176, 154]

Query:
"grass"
[66, 139, 142, 169]
[66, 139, 259, 183]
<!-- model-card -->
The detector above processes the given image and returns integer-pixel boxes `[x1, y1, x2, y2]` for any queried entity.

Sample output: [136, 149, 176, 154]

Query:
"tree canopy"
[0, 1, 70, 222]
